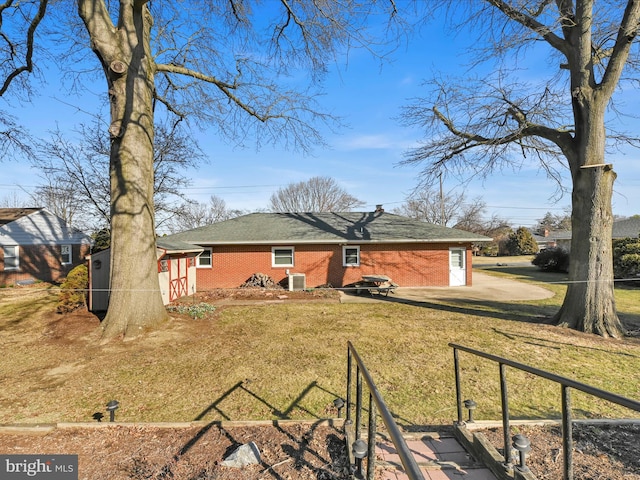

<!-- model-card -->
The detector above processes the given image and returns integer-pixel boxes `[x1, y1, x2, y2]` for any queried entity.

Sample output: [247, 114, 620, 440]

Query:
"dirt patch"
[0, 422, 349, 480]
[480, 423, 640, 479]
[191, 287, 341, 304]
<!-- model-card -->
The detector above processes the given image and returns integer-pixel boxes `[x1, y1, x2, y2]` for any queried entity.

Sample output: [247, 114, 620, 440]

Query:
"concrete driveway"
[339, 271, 555, 304]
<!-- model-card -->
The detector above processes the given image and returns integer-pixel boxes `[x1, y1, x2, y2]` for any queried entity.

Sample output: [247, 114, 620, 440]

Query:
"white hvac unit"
[288, 273, 306, 291]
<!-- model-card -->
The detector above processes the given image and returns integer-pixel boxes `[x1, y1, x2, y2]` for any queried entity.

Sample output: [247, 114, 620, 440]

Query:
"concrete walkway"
[340, 271, 554, 304]
[376, 433, 498, 480]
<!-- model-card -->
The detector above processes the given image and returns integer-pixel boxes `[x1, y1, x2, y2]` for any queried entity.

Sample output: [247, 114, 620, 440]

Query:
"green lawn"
[1, 270, 639, 428]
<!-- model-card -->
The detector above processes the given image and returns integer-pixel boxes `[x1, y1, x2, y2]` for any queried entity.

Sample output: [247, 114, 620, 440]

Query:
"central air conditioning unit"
[288, 273, 306, 291]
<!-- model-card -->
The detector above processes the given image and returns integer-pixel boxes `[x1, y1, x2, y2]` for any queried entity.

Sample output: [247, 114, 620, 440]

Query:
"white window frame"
[342, 245, 360, 267]
[197, 247, 212, 268]
[3, 245, 19, 270]
[61, 245, 72, 265]
[272, 246, 294, 267]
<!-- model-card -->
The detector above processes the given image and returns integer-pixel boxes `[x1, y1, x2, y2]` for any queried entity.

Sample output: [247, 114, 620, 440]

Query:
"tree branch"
[599, 0, 640, 97]
[0, 0, 48, 96]
[486, 0, 569, 56]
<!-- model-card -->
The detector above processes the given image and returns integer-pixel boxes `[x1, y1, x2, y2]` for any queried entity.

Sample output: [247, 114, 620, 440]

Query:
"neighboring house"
[163, 208, 492, 289]
[0, 208, 92, 286]
[552, 216, 640, 251]
[532, 229, 559, 251]
[88, 238, 203, 311]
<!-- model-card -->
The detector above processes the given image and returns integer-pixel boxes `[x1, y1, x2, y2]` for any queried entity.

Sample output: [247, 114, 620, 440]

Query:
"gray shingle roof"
[612, 216, 640, 238]
[548, 216, 640, 241]
[164, 212, 492, 245]
[156, 237, 204, 253]
[0, 208, 42, 226]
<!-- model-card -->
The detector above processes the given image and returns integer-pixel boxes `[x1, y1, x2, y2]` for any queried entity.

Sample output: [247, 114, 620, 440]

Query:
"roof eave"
[179, 238, 489, 245]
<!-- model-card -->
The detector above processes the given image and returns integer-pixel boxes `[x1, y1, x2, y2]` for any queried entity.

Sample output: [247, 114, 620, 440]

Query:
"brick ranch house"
[163, 209, 492, 289]
[0, 208, 92, 286]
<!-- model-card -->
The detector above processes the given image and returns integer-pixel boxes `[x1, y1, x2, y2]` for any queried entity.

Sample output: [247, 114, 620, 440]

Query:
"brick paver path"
[375, 434, 498, 480]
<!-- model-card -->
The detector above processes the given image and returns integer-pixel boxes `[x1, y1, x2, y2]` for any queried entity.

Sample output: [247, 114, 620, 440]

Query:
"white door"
[449, 248, 466, 286]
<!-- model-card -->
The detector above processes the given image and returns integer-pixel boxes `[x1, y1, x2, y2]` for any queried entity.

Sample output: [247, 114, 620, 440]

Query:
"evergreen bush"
[613, 237, 640, 283]
[505, 227, 539, 255]
[57, 264, 88, 313]
[532, 247, 570, 272]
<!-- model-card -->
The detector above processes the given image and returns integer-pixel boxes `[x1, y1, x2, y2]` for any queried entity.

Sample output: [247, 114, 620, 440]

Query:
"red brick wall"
[196, 243, 475, 289]
[0, 244, 90, 286]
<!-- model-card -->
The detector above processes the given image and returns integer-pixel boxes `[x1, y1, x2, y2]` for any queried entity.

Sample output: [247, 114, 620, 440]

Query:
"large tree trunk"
[553, 163, 623, 337]
[553, 84, 624, 338]
[80, 1, 168, 340]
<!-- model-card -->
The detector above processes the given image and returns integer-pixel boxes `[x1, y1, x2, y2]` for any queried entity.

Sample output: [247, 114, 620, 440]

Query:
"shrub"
[57, 264, 88, 313]
[613, 237, 640, 282]
[532, 247, 570, 272]
[505, 227, 539, 255]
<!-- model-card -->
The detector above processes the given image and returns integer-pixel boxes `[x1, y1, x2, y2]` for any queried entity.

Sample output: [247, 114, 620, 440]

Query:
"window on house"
[197, 248, 212, 268]
[343, 246, 360, 267]
[272, 247, 294, 267]
[3, 245, 19, 270]
[61, 245, 72, 265]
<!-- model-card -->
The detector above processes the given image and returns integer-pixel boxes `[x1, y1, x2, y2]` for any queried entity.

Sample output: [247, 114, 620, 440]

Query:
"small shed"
[88, 238, 203, 312]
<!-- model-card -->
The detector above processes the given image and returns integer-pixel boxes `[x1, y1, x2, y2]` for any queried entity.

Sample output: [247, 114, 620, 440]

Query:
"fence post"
[366, 392, 377, 480]
[500, 362, 513, 469]
[453, 347, 463, 424]
[356, 365, 363, 440]
[562, 385, 573, 480]
[346, 345, 352, 424]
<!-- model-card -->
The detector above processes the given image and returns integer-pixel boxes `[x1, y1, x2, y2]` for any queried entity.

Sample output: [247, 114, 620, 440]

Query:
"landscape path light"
[106, 400, 119, 422]
[512, 433, 532, 472]
[463, 399, 477, 423]
[333, 397, 345, 418]
[352, 438, 367, 479]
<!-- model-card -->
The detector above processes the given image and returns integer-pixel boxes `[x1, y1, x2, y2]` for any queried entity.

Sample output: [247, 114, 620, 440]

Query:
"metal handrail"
[346, 341, 425, 480]
[450, 343, 640, 480]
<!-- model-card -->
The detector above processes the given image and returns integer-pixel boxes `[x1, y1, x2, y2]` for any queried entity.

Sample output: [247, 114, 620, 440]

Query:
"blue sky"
[2, 8, 639, 228]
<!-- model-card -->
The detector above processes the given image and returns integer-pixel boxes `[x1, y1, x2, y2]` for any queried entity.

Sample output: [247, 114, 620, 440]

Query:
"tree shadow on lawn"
[369, 291, 640, 339]
[125, 380, 349, 479]
[193, 380, 342, 422]
[490, 327, 640, 359]
[373, 294, 554, 325]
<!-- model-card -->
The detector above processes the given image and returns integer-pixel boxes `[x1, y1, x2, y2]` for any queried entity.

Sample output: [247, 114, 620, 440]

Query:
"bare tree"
[0, 1, 402, 339]
[393, 187, 465, 226]
[31, 180, 84, 228]
[0, 191, 28, 208]
[167, 196, 244, 233]
[401, 1, 640, 337]
[269, 176, 365, 212]
[453, 201, 511, 235]
[534, 210, 572, 233]
[32, 117, 202, 233]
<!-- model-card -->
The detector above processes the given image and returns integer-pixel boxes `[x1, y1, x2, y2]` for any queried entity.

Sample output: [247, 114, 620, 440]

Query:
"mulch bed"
[0, 422, 350, 480]
[480, 422, 640, 479]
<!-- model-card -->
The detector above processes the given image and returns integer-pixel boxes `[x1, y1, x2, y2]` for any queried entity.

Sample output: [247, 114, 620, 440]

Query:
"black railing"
[345, 341, 425, 480]
[450, 343, 640, 480]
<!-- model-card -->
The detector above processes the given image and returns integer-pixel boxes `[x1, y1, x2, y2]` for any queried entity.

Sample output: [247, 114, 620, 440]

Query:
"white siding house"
[0, 208, 92, 286]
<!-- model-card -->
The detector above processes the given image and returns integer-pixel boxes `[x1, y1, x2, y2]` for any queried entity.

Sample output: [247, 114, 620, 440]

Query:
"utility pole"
[439, 173, 444, 226]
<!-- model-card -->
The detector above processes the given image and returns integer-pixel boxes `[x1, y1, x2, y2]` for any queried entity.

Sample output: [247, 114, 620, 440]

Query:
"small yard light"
[352, 439, 367, 479]
[106, 400, 119, 422]
[333, 397, 345, 418]
[512, 434, 532, 472]
[463, 399, 477, 423]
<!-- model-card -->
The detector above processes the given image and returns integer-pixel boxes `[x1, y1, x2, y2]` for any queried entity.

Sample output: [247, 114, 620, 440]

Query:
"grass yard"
[1, 268, 639, 429]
